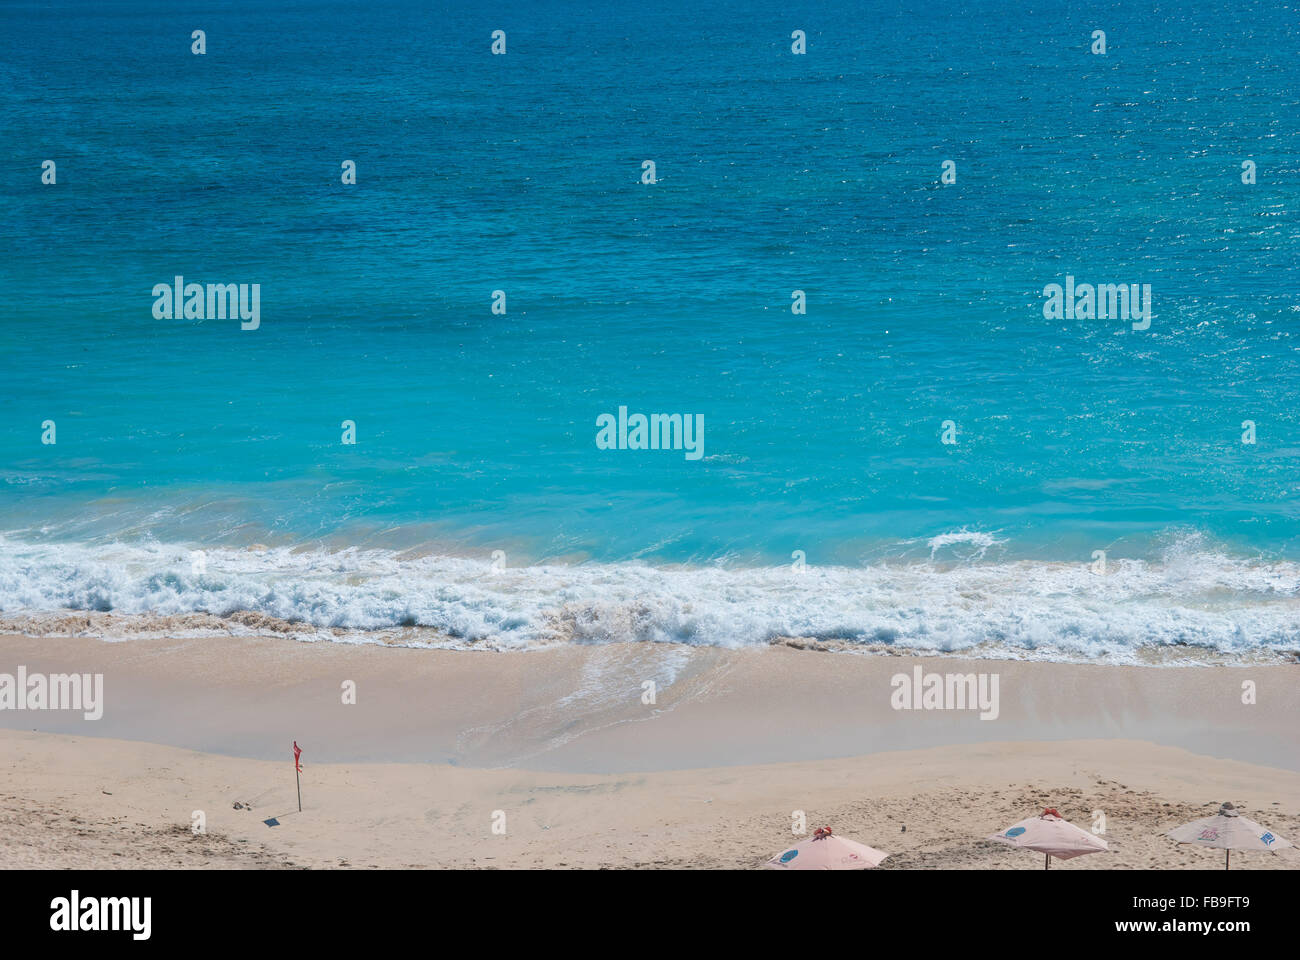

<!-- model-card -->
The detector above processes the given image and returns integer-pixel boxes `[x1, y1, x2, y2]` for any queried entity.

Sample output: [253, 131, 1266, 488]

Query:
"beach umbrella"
[1167, 802, 1293, 869]
[987, 808, 1108, 869]
[765, 826, 889, 870]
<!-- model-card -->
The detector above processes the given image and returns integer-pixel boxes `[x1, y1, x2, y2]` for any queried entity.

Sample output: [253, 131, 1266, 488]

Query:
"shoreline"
[0, 633, 1296, 773]
[3, 609, 1298, 668]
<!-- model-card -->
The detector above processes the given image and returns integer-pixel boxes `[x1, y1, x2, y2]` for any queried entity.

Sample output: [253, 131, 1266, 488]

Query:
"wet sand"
[1, 634, 1296, 868]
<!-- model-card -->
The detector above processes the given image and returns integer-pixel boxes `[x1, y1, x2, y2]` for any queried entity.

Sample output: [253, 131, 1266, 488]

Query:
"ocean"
[2, 0, 1299, 661]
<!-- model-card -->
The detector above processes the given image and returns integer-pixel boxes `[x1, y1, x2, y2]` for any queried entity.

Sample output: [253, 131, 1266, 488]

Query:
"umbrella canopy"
[766, 828, 889, 870]
[987, 808, 1108, 862]
[1167, 803, 1293, 863]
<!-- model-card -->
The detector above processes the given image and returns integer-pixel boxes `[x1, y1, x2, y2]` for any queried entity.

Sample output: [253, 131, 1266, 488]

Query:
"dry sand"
[1, 632, 1297, 869]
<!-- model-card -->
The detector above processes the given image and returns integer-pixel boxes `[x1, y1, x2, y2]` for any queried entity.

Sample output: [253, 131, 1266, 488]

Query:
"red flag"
[293, 741, 302, 773]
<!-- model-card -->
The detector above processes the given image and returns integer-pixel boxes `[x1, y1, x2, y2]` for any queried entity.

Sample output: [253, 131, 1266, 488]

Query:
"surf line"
[595, 406, 704, 461]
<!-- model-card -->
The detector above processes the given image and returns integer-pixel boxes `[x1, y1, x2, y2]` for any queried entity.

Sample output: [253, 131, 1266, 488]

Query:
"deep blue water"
[1, 1, 1298, 657]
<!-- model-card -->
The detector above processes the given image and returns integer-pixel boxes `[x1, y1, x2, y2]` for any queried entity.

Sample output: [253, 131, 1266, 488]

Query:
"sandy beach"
[1, 632, 1297, 869]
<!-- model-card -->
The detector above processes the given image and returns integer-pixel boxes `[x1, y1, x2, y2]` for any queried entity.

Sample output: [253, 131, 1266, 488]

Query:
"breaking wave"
[0, 534, 1298, 664]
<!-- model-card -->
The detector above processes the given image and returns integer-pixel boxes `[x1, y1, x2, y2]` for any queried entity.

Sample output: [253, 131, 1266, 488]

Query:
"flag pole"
[296, 761, 302, 812]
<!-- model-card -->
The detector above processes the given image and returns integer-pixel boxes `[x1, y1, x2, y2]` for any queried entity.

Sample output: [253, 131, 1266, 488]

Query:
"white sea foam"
[924, 529, 1006, 561]
[0, 534, 1297, 664]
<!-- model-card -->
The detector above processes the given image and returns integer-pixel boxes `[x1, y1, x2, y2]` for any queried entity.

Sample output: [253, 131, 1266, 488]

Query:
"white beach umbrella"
[1167, 802, 1293, 869]
[987, 808, 1108, 869]
[765, 826, 889, 870]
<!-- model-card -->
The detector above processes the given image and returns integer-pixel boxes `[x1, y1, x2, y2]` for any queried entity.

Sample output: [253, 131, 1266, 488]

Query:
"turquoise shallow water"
[2, 1, 1299, 658]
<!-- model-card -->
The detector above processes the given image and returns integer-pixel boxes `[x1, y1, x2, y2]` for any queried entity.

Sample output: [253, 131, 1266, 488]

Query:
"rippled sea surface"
[2, 0, 1298, 660]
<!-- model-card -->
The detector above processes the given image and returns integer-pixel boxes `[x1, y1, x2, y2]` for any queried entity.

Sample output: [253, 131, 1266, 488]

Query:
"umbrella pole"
[1045, 853, 1050, 870]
